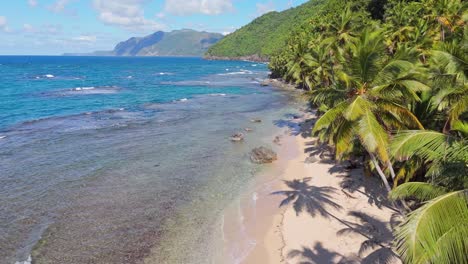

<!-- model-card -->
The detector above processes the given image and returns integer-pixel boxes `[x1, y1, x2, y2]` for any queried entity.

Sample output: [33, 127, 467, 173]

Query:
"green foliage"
[205, 0, 374, 58]
[254, 0, 467, 262]
[390, 185, 468, 264]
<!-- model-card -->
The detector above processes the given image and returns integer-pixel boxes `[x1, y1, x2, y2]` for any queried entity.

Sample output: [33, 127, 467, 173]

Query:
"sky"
[0, 0, 308, 55]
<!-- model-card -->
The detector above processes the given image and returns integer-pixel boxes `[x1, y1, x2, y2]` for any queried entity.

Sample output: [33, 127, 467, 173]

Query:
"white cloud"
[28, 0, 38, 7]
[0, 16, 6, 27]
[93, 0, 165, 32]
[48, 0, 70, 12]
[156, 12, 165, 19]
[164, 0, 234, 15]
[0, 16, 10, 32]
[72, 35, 97, 42]
[23, 23, 36, 32]
[24, 24, 61, 34]
[256, 1, 275, 16]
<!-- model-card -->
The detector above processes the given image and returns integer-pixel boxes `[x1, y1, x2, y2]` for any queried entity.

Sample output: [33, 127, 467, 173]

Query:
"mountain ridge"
[64, 29, 223, 57]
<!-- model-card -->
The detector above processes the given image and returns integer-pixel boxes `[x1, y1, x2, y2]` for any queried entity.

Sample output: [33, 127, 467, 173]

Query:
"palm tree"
[312, 29, 429, 191]
[305, 38, 335, 89]
[428, 39, 467, 132]
[284, 33, 314, 90]
[390, 128, 467, 189]
[389, 182, 468, 264]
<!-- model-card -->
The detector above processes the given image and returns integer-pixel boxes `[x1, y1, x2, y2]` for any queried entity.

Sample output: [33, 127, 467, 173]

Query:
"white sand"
[239, 113, 402, 264]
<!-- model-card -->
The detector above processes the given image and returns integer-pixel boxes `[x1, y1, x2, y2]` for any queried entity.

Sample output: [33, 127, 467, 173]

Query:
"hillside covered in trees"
[205, 0, 330, 60]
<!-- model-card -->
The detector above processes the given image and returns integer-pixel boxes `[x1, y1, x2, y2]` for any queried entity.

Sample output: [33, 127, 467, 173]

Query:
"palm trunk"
[370, 153, 392, 192]
[387, 160, 396, 180]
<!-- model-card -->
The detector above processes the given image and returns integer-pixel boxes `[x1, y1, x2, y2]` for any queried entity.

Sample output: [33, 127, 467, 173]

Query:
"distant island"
[64, 29, 224, 57]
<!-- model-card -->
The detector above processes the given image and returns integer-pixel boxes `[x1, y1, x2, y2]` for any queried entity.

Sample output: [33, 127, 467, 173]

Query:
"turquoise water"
[0, 56, 263, 128]
[0, 57, 297, 263]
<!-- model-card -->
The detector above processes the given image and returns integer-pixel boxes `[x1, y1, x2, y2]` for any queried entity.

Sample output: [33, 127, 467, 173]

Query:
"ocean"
[0, 56, 299, 263]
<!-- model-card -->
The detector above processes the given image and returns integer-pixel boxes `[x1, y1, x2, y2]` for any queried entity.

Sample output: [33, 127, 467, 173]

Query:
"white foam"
[159, 72, 173, 75]
[218, 70, 253, 76]
[179, 98, 188, 102]
[73, 87, 95, 91]
[252, 192, 258, 202]
[127, 76, 133, 79]
[210, 93, 226, 96]
[45, 74, 54, 78]
[15, 255, 32, 264]
[0, 135, 6, 139]
[251, 64, 257, 67]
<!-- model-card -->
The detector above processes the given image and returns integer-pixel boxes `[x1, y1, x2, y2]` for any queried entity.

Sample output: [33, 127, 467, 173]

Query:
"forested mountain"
[114, 29, 223, 57]
[66, 29, 223, 57]
[205, 0, 330, 60]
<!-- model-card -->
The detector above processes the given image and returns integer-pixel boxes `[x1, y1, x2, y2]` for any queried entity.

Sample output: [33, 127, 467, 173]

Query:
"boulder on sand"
[250, 146, 277, 164]
[273, 135, 282, 145]
[230, 133, 244, 142]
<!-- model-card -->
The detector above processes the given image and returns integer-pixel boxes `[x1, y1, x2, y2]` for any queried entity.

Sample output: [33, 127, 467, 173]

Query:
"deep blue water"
[0, 56, 297, 264]
[0, 56, 264, 129]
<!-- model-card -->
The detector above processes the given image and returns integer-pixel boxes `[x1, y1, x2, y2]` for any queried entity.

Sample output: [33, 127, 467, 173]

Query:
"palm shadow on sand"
[271, 177, 342, 217]
[273, 113, 315, 138]
[288, 242, 361, 264]
[337, 211, 400, 263]
[274, 178, 401, 263]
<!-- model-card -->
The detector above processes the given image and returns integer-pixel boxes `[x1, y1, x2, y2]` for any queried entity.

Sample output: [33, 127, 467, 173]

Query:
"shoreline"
[224, 108, 402, 263]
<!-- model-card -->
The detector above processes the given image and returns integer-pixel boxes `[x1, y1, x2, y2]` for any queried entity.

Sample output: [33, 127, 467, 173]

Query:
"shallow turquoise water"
[0, 57, 298, 263]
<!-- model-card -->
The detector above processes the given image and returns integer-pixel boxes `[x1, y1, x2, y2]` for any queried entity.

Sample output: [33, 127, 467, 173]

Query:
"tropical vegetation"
[265, 0, 467, 263]
[205, 0, 329, 58]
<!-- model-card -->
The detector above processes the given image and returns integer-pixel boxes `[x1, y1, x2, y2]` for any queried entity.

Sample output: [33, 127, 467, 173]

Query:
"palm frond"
[395, 190, 468, 264]
[313, 101, 348, 133]
[390, 130, 451, 161]
[344, 96, 371, 121]
[389, 182, 448, 201]
[357, 110, 389, 162]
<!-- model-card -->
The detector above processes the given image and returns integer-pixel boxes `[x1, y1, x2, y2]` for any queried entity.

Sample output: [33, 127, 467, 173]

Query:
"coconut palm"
[389, 182, 468, 264]
[312, 29, 429, 191]
[390, 128, 468, 189]
[428, 40, 468, 131]
[284, 33, 314, 90]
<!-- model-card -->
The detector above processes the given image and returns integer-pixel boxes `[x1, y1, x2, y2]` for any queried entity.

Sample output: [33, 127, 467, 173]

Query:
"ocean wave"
[209, 93, 227, 96]
[218, 70, 253, 76]
[44, 86, 120, 96]
[32, 75, 83, 80]
[157, 72, 174, 76]
[15, 255, 32, 264]
[72, 86, 95, 91]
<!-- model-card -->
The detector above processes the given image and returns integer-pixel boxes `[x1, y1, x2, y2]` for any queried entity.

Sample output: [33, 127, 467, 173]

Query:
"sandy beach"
[223, 109, 402, 264]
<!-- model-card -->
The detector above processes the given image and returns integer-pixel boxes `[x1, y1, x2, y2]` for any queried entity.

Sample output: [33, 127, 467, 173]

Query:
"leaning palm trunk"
[370, 153, 392, 192]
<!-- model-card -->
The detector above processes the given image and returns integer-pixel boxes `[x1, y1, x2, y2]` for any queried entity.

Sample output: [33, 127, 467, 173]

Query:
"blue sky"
[0, 0, 308, 55]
